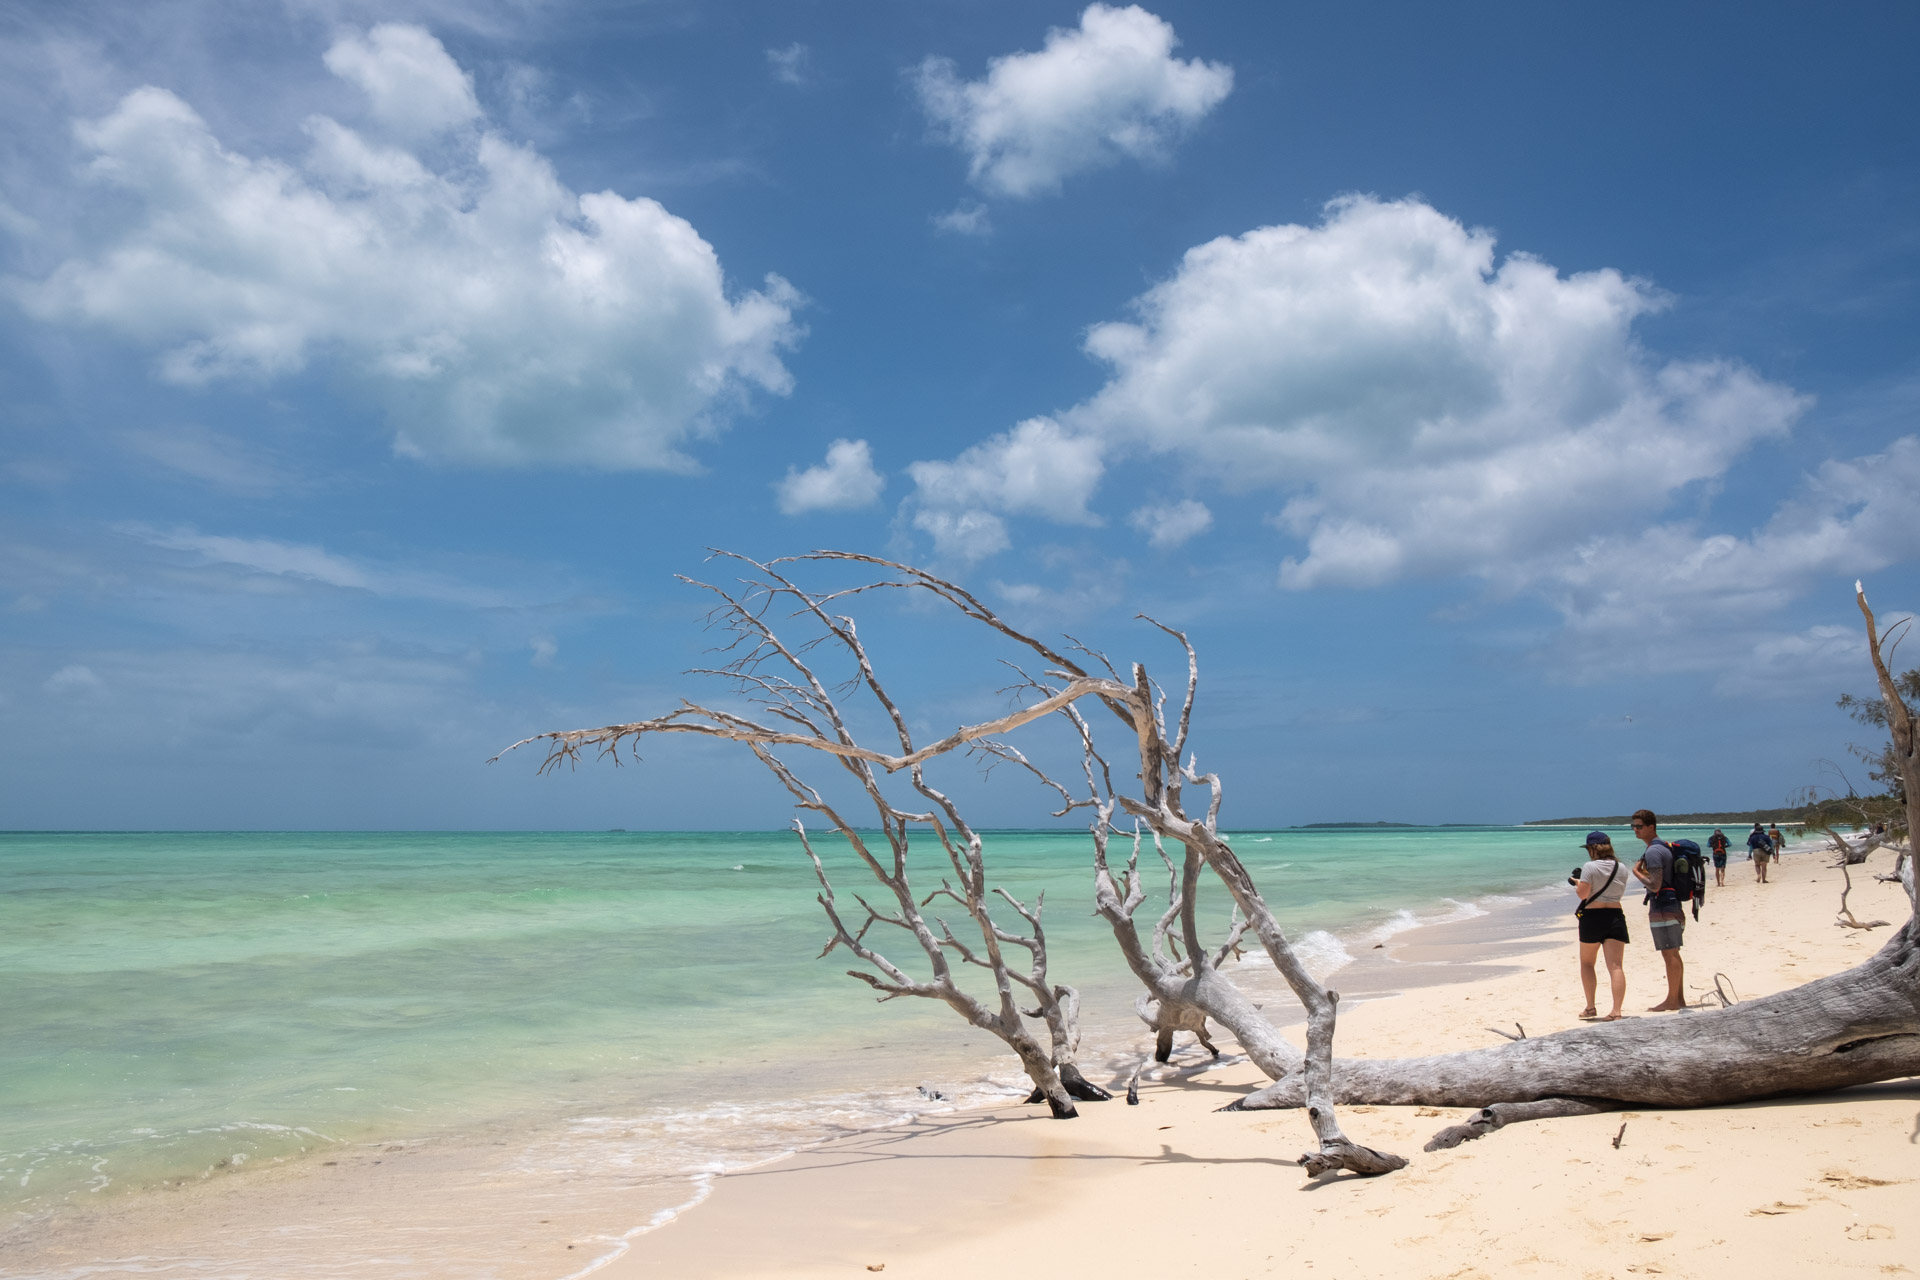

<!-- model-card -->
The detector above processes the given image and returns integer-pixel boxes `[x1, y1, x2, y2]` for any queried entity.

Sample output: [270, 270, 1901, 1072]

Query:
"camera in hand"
[1568, 867, 1583, 885]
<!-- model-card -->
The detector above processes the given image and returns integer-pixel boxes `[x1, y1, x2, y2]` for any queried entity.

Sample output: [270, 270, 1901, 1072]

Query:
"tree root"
[1299, 1135, 1410, 1176]
[1423, 1098, 1616, 1151]
[1024, 1064, 1113, 1105]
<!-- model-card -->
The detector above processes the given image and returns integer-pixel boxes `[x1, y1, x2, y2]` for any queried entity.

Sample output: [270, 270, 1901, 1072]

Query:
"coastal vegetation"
[1839, 663, 1920, 803]
[1526, 809, 1810, 826]
[507, 562, 1920, 1174]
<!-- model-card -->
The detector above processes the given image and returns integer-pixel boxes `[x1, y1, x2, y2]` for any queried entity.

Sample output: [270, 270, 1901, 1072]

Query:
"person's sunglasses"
[1630, 820, 1647, 828]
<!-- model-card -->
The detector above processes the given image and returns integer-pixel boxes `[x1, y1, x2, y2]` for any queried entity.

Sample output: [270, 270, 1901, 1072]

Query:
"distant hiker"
[1747, 822, 1772, 883]
[1767, 824, 1785, 861]
[1708, 828, 1730, 886]
[1630, 809, 1687, 1012]
[1570, 830, 1628, 1020]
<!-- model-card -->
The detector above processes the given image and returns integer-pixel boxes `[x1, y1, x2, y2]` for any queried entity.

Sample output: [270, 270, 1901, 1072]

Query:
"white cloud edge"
[775, 438, 886, 515]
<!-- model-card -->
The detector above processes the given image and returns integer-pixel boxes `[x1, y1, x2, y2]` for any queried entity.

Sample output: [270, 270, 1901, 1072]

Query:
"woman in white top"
[1571, 830, 1629, 1021]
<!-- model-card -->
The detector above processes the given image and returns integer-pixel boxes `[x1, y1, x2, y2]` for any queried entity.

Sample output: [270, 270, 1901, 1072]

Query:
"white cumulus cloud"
[321, 22, 481, 141]
[12, 26, 802, 470]
[1537, 435, 1920, 686]
[1066, 195, 1808, 588]
[1128, 498, 1212, 548]
[915, 4, 1232, 199]
[775, 438, 885, 514]
[912, 509, 1012, 562]
[907, 417, 1104, 559]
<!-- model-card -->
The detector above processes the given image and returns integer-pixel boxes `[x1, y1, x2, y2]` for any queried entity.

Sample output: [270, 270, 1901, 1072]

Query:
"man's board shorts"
[1711, 853, 1727, 867]
[1578, 909, 1630, 945]
[1649, 907, 1685, 952]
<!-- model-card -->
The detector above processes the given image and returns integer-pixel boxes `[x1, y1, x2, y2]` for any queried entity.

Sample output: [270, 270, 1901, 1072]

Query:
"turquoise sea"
[0, 824, 1735, 1258]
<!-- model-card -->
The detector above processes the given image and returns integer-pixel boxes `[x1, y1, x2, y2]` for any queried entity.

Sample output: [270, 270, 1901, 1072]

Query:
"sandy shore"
[606, 845, 1917, 1280]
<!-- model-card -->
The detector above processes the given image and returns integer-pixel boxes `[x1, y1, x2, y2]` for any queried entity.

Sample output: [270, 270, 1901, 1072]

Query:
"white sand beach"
[608, 845, 1915, 1280]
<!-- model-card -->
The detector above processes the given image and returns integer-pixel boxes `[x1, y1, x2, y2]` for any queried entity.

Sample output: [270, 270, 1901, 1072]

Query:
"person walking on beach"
[1768, 823, 1786, 862]
[1571, 831, 1629, 1020]
[1747, 822, 1772, 883]
[1708, 828, 1729, 887]
[1631, 809, 1687, 1012]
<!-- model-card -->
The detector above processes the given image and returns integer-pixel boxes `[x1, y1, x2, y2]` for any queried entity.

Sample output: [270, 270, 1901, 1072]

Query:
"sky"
[2, 0, 1917, 830]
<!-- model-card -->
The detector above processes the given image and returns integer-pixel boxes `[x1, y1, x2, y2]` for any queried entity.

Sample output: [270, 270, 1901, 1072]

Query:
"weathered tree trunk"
[1084, 804, 1303, 1081]
[1023, 984, 1114, 1103]
[1827, 831, 1890, 865]
[1137, 994, 1218, 1060]
[1423, 1098, 1616, 1151]
[1230, 911, 1920, 1118]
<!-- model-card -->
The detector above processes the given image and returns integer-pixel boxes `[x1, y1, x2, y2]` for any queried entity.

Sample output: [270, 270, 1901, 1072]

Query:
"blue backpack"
[1667, 839, 1707, 918]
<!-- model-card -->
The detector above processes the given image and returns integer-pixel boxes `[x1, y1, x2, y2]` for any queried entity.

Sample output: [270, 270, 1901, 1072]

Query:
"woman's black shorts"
[1578, 909, 1629, 945]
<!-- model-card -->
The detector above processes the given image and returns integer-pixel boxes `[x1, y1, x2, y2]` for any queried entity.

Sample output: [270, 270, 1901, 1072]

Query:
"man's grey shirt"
[1640, 841, 1673, 897]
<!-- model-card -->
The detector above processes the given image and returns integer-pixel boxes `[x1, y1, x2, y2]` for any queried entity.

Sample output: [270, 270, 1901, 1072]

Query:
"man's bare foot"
[1648, 1000, 1683, 1012]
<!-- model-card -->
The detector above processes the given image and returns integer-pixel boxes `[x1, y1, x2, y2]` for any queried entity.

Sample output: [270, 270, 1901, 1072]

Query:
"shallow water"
[0, 824, 1727, 1247]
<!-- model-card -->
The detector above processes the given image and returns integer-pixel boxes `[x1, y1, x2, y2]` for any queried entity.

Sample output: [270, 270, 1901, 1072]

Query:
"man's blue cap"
[1584, 830, 1611, 847]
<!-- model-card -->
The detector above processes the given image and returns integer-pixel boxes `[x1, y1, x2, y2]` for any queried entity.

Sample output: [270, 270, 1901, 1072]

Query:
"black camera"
[1567, 867, 1583, 885]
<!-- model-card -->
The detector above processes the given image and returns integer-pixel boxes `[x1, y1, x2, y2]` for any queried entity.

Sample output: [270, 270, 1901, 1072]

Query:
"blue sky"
[3, 0, 1917, 829]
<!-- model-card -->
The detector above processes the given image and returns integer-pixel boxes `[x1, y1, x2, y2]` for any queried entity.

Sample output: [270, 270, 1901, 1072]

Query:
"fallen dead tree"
[506, 556, 1919, 1167]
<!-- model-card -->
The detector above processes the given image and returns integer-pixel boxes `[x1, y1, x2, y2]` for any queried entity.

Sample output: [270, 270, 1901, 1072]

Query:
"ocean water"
[0, 824, 1726, 1248]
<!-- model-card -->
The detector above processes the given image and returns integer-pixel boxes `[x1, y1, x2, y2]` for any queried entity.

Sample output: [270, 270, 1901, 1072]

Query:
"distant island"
[1296, 821, 1418, 829]
[1526, 808, 1807, 827]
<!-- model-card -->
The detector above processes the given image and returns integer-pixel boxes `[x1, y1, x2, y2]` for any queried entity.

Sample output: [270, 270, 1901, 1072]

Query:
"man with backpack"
[1631, 809, 1689, 1012]
[1747, 822, 1772, 882]
[1708, 828, 1730, 886]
